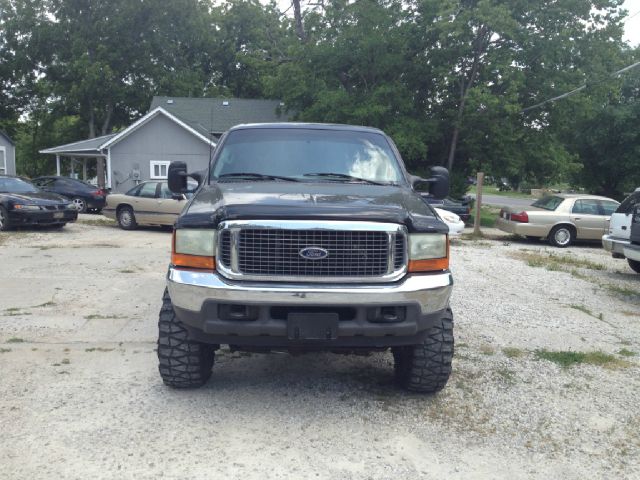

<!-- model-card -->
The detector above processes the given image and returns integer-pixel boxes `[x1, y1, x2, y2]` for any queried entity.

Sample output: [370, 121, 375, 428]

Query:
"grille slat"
[219, 227, 405, 278]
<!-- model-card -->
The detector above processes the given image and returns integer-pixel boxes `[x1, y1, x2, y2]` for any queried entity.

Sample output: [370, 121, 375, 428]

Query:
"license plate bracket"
[287, 312, 339, 341]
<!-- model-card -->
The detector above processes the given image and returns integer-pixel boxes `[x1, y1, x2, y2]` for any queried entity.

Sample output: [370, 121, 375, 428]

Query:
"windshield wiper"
[218, 173, 299, 182]
[303, 173, 387, 186]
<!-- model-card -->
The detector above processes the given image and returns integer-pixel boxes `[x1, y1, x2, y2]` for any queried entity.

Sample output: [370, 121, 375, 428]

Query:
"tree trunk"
[292, 0, 307, 42]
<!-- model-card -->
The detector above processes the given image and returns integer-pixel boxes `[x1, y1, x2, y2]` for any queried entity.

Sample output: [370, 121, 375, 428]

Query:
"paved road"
[471, 193, 535, 209]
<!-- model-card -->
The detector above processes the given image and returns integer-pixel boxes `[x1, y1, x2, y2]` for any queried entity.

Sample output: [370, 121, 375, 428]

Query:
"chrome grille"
[217, 220, 407, 282]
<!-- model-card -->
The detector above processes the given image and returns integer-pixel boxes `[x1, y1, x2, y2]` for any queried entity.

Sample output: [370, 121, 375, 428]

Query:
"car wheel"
[628, 259, 640, 274]
[548, 225, 574, 248]
[71, 197, 87, 213]
[157, 288, 215, 388]
[392, 307, 454, 393]
[117, 206, 137, 230]
[0, 206, 10, 231]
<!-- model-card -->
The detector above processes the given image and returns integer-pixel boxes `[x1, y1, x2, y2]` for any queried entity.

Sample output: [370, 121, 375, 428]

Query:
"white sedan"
[434, 207, 465, 236]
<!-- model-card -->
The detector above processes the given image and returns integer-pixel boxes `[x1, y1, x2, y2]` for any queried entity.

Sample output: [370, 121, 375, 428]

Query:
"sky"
[623, 0, 640, 45]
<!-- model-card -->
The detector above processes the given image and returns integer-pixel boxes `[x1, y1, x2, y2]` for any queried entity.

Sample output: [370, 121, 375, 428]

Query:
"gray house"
[0, 130, 16, 176]
[40, 97, 289, 192]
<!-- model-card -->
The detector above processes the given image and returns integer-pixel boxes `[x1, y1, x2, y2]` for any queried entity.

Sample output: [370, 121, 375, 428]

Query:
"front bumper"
[9, 209, 78, 226]
[167, 268, 453, 347]
[624, 244, 640, 262]
[602, 234, 630, 256]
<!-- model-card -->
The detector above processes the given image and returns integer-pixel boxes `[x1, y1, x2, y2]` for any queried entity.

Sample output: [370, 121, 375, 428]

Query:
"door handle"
[573, 217, 581, 221]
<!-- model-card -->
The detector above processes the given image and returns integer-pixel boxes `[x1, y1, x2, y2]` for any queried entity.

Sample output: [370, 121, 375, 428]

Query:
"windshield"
[532, 196, 564, 211]
[210, 128, 404, 184]
[0, 177, 39, 194]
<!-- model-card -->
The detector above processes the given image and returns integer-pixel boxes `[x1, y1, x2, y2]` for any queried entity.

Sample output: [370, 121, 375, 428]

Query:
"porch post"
[70, 158, 75, 176]
[56, 155, 61, 176]
[82, 159, 87, 181]
[106, 149, 112, 189]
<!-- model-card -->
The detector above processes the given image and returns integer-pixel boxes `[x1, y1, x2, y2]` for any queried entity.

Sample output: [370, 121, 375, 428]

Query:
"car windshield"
[532, 196, 564, 211]
[0, 177, 39, 193]
[210, 128, 404, 184]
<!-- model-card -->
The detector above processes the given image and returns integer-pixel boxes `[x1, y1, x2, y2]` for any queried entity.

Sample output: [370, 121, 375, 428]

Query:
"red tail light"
[510, 211, 529, 223]
[92, 189, 105, 196]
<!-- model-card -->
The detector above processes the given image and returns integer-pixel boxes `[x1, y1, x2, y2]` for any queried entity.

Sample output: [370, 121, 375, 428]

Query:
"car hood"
[1, 191, 69, 205]
[179, 182, 447, 233]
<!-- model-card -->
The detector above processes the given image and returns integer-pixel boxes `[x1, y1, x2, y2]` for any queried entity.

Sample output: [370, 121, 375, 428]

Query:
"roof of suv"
[228, 122, 386, 135]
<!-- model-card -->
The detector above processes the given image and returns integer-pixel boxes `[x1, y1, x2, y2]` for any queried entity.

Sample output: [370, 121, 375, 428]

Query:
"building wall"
[0, 135, 16, 176]
[109, 114, 212, 192]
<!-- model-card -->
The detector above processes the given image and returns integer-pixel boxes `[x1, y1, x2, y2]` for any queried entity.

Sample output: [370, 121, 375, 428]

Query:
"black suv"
[158, 124, 454, 393]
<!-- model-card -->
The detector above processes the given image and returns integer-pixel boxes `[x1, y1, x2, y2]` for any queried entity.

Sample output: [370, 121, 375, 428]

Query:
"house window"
[150, 160, 170, 179]
[0, 147, 6, 175]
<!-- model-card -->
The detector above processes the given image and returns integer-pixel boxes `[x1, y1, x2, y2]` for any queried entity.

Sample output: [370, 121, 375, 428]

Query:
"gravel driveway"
[1, 218, 639, 479]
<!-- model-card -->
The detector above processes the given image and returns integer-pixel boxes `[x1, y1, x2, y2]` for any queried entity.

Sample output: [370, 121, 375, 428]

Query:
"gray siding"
[109, 114, 212, 192]
[0, 135, 16, 175]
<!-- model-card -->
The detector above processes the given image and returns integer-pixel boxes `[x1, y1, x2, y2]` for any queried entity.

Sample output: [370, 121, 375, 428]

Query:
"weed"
[479, 344, 495, 356]
[618, 349, 636, 357]
[61, 358, 70, 365]
[605, 284, 639, 298]
[496, 368, 517, 384]
[118, 269, 135, 274]
[78, 219, 116, 227]
[534, 349, 630, 369]
[84, 347, 115, 352]
[503, 347, 525, 359]
[34, 301, 56, 308]
[83, 314, 125, 320]
[0, 348, 11, 353]
[6, 337, 24, 343]
[570, 304, 593, 316]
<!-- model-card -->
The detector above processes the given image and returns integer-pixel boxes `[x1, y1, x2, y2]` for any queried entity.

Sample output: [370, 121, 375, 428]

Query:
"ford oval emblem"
[299, 246, 329, 260]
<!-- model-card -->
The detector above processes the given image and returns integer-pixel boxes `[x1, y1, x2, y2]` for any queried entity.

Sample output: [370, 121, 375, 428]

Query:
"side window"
[616, 193, 640, 215]
[599, 201, 619, 216]
[160, 183, 175, 199]
[139, 182, 158, 198]
[572, 199, 600, 215]
[35, 178, 54, 187]
[126, 184, 143, 196]
[150, 161, 171, 180]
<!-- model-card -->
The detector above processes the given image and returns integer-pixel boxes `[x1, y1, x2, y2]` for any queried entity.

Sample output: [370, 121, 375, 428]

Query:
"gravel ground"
[1, 217, 639, 479]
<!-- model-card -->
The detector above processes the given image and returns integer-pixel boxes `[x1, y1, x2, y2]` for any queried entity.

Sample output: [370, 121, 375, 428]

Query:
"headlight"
[408, 233, 448, 272]
[66, 203, 76, 210]
[13, 204, 41, 211]
[440, 212, 459, 223]
[172, 229, 216, 269]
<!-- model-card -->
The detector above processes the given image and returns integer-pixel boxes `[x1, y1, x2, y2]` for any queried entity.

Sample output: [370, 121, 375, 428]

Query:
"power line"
[520, 59, 640, 113]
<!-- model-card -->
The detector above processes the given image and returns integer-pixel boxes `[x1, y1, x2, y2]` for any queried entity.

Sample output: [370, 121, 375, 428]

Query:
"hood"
[179, 181, 447, 233]
[1, 190, 69, 205]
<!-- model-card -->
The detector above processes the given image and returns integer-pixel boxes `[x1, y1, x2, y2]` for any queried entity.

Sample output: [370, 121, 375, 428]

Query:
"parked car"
[621, 204, 640, 273]
[434, 207, 465, 236]
[602, 188, 640, 273]
[103, 180, 193, 229]
[32, 176, 107, 213]
[421, 195, 471, 223]
[0, 175, 78, 231]
[496, 194, 619, 247]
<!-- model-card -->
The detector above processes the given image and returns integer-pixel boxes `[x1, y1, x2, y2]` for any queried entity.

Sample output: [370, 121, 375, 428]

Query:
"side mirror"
[410, 167, 450, 199]
[168, 161, 201, 194]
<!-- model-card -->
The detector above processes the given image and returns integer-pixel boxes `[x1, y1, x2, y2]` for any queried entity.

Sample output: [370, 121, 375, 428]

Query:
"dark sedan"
[32, 176, 107, 213]
[421, 195, 472, 223]
[0, 176, 78, 231]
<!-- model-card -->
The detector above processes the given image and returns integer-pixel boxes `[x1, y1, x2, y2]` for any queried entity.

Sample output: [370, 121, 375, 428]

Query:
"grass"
[83, 314, 125, 320]
[468, 205, 500, 228]
[605, 284, 639, 298]
[534, 349, 630, 369]
[468, 185, 535, 199]
[503, 347, 525, 359]
[84, 347, 114, 352]
[0, 348, 11, 353]
[118, 269, 135, 274]
[6, 337, 24, 343]
[510, 251, 606, 274]
[77, 218, 116, 227]
[61, 358, 70, 365]
[570, 304, 594, 316]
[618, 348, 636, 357]
[479, 344, 495, 356]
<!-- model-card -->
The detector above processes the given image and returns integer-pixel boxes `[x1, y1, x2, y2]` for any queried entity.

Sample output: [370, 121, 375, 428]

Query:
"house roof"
[149, 96, 290, 134]
[0, 129, 15, 145]
[99, 107, 216, 149]
[40, 134, 116, 156]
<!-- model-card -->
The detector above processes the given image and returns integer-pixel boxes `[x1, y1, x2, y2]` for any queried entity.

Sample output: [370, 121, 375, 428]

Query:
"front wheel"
[117, 206, 137, 230]
[0, 206, 10, 231]
[157, 289, 215, 388]
[393, 307, 454, 393]
[72, 197, 87, 213]
[628, 258, 640, 274]
[548, 225, 574, 248]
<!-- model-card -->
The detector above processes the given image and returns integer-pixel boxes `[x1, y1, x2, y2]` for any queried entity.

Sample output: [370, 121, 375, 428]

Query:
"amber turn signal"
[171, 252, 216, 270]
[407, 257, 449, 272]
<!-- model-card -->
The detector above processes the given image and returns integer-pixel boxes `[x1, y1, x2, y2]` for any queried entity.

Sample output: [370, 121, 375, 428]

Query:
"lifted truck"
[158, 123, 454, 393]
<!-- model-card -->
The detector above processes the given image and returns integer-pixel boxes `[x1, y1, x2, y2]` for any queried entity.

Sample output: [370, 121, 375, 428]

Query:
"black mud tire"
[157, 289, 215, 388]
[548, 224, 575, 248]
[0, 206, 11, 231]
[628, 258, 640, 274]
[117, 205, 137, 230]
[393, 307, 454, 393]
